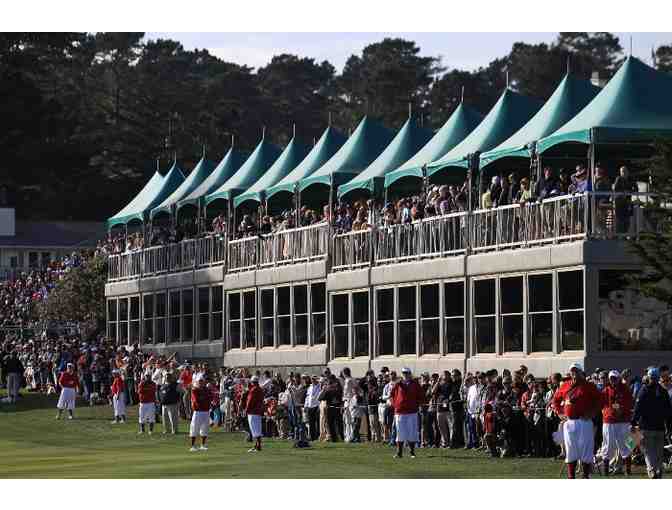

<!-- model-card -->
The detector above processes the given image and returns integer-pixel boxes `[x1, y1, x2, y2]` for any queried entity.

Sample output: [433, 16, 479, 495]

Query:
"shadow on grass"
[1, 392, 97, 414]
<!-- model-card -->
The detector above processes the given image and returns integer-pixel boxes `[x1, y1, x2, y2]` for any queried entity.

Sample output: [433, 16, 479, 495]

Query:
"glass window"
[211, 286, 223, 342]
[474, 279, 496, 353]
[243, 290, 256, 349]
[198, 288, 209, 315]
[598, 270, 672, 351]
[332, 293, 349, 358]
[156, 293, 167, 318]
[119, 298, 129, 321]
[377, 288, 394, 356]
[294, 285, 308, 346]
[130, 296, 140, 321]
[500, 276, 523, 352]
[353, 291, 369, 357]
[277, 286, 291, 346]
[212, 286, 223, 313]
[228, 292, 241, 349]
[444, 281, 465, 353]
[169, 291, 180, 343]
[398, 286, 416, 355]
[421, 284, 440, 355]
[311, 283, 326, 345]
[107, 299, 117, 322]
[198, 288, 209, 342]
[182, 289, 193, 342]
[529, 274, 553, 352]
[182, 289, 193, 316]
[170, 291, 180, 318]
[143, 295, 154, 319]
[558, 270, 584, 351]
[142, 294, 154, 344]
[261, 288, 274, 347]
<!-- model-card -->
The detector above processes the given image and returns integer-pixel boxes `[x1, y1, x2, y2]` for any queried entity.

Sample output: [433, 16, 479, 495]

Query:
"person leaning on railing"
[612, 166, 638, 234]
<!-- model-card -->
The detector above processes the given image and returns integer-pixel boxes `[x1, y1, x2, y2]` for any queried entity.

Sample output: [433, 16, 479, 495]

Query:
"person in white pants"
[341, 368, 356, 442]
[599, 370, 634, 476]
[56, 363, 79, 420]
[110, 371, 127, 424]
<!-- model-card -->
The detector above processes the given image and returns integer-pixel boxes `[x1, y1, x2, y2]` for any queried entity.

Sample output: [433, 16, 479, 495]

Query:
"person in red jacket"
[110, 370, 127, 424]
[552, 362, 602, 478]
[189, 375, 211, 451]
[137, 373, 157, 435]
[390, 367, 424, 459]
[56, 363, 79, 420]
[599, 370, 634, 476]
[245, 375, 265, 452]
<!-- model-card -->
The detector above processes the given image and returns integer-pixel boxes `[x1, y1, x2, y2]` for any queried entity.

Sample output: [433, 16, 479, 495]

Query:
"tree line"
[1, 32, 670, 222]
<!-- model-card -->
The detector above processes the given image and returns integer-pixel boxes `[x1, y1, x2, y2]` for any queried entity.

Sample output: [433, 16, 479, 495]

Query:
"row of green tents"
[108, 56, 672, 229]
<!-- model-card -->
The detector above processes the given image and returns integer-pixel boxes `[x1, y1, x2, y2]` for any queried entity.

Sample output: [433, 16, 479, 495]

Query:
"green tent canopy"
[266, 126, 347, 204]
[177, 147, 248, 212]
[107, 169, 164, 229]
[427, 89, 543, 177]
[107, 162, 185, 228]
[150, 156, 215, 219]
[204, 137, 282, 206]
[298, 116, 394, 197]
[384, 103, 483, 189]
[338, 116, 433, 199]
[479, 75, 600, 168]
[233, 136, 311, 209]
[538, 56, 672, 154]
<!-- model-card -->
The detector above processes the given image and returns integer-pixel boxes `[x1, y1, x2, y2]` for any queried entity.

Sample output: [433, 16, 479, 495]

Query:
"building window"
[129, 296, 140, 344]
[421, 284, 440, 355]
[444, 281, 465, 353]
[277, 286, 291, 346]
[243, 290, 256, 349]
[118, 297, 128, 344]
[558, 270, 584, 351]
[353, 291, 369, 357]
[261, 288, 274, 347]
[500, 276, 523, 352]
[41, 252, 51, 267]
[474, 279, 496, 354]
[294, 285, 308, 346]
[198, 287, 210, 342]
[599, 270, 672, 351]
[529, 274, 553, 352]
[107, 299, 117, 343]
[228, 292, 241, 349]
[143, 294, 154, 344]
[28, 251, 38, 268]
[398, 286, 417, 355]
[169, 291, 180, 343]
[311, 283, 326, 345]
[332, 293, 349, 358]
[377, 288, 394, 356]
[182, 289, 193, 343]
[211, 286, 223, 341]
[155, 292, 166, 343]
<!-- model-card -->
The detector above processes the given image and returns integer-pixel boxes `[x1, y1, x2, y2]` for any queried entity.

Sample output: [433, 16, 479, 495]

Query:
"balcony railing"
[107, 192, 660, 281]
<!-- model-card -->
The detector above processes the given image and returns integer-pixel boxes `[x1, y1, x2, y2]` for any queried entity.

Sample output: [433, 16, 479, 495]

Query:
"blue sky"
[146, 32, 671, 72]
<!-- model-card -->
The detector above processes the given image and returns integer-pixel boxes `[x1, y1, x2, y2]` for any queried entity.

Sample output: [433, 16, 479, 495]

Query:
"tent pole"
[467, 154, 473, 213]
[295, 184, 301, 226]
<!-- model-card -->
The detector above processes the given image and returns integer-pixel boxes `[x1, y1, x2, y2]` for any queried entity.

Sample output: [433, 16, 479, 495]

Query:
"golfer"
[390, 367, 424, 459]
[599, 370, 633, 476]
[137, 372, 157, 435]
[552, 362, 602, 478]
[56, 363, 79, 420]
[189, 375, 211, 451]
[245, 375, 265, 452]
[110, 370, 127, 424]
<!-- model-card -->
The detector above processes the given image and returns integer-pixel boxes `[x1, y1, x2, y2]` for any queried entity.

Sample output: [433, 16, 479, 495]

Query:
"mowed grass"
[0, 392, 643, 479]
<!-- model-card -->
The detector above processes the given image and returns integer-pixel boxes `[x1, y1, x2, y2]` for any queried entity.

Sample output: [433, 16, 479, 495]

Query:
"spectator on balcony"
[558, 169, 571, 195]
[506, 173, 520, 205]
[613, 166, 638, 234]
[535, 167, 559, 201]
[570, 165, 590, 193]
[238, 215, 257, 237]
[212, 213, 226, 235]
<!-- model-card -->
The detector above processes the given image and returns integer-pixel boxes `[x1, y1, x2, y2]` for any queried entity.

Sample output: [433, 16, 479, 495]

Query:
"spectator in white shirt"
[303, 375, 321, 441]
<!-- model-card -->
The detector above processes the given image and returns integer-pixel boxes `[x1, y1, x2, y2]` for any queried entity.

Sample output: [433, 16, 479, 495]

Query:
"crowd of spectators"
[0, 253, 87, 329]
[2, 335, 670, 476]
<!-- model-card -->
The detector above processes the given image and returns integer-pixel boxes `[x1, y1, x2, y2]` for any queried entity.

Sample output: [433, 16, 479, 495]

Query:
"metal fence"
[107, 192, 660, 281]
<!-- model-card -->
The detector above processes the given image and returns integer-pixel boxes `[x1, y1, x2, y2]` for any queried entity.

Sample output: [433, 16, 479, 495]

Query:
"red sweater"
[58, 372, 79, 389]
[137, 381, 157, 404]
[390, 379, 424, 415]
[191, 387, 211, 412]
[553, 379, 601, 420]
[111, 377, 125, 396]
[245, 384, 265, 416]
[601, 382, 633, 423]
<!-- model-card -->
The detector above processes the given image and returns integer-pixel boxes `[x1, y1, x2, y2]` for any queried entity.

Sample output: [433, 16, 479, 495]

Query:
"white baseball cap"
[608, 370, 620, 379]
[401, 367, 412, 374]
[569, 362, 584, 372]
[251, 375, 259, 383]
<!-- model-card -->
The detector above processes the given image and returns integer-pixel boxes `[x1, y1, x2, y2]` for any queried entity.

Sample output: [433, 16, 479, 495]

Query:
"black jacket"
[159, 381, 180, 406]
[632, 383, 672, 431]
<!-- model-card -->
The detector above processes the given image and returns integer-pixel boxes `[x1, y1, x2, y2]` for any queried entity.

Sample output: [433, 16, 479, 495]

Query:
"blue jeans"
[466, 414, 478, 448]
[389, 421, 397, 445]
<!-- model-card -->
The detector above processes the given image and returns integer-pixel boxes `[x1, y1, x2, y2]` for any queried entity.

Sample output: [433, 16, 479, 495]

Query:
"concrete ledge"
[255, 346, 328, 366]
[223, 271, 256, 291]
[327, 268, 370, 291]
[194, 266, 225, 286]
[371, 256, 465, 286]
[256, 260, 327, 286]
[223, 349, 258, 367]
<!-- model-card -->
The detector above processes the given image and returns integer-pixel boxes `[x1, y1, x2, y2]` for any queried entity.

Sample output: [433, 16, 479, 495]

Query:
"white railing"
[374, 212, 468, 265]
[332, 229, 373, 271]
[107, 192, 662, 281]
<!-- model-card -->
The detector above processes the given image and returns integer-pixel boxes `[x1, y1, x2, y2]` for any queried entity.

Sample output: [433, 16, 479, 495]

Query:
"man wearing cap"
[552, 362, 602, 478]
[189, 374, 211, 451]
[599, 370, 634, 476]
[137, 372, 157, 435]
[390, 368, 424, 459]
[56, 363, 79, 420]
[245, 375, 265, 452]
[632, 367, 672, 478]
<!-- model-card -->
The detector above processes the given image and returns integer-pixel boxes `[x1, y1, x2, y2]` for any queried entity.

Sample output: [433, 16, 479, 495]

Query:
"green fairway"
[0, 392, 645, 478]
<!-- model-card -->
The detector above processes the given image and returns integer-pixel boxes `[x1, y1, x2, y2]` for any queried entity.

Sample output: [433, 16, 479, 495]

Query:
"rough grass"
[0, 391, 644, 478]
